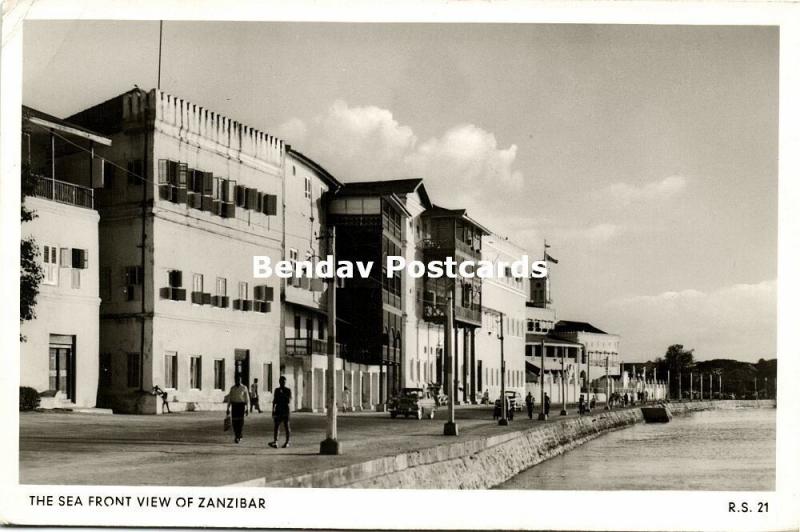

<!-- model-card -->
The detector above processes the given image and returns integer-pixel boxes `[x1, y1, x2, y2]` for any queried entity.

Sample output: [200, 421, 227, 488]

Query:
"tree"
[20, 164, 43, 340]
[663, 344, 694, 397]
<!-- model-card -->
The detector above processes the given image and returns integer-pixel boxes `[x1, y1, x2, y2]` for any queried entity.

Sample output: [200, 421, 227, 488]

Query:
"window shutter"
[256, 191, 264, 213]
[91, 157, 105, 188]
[235, 185, 245, 206]
[169, 270, 183, 288]
[177, 163, 188, 187]
[61, 247, 71, 266]
[264, 194, 277, 216]
[254, 285, 264, 301]
[263, 286, 274, 301]
[158, 160, 169, 184]
[202, 172, 214, 195]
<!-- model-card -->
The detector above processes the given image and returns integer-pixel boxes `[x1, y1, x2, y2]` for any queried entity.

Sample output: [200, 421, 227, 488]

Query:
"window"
[216, 277, 227, 297]
[71, 248, 88, 269]
[238, 281, 248, 300]
[264, 362, 273, 392]
[294, 315, 301, 336]
[42, 244, 58, 285]
[214, 359, 225, 390]
[304, 176, 312, 199]
[127, 352, 141, 388]
[292, 165, 296, 176]
[168, 270, 183, 288]
[318, 317, 325, 340]
[190, 356, 202, 389]
[193, 273, 204, 293]
[164, 352, 178, 389]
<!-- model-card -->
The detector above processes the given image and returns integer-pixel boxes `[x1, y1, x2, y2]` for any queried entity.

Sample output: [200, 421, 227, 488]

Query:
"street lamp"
[320, 226, 340, 455]
[559, 345, 568, 416]
[444, 293, 458, 436]
[498, 312, 508, 426]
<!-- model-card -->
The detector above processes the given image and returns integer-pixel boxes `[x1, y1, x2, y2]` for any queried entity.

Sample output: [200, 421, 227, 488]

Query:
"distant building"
[551, 320, 621, 379]
[20, 106, 109, 408]
[67, 89, 283, 413]
[474, 234, 528, 402]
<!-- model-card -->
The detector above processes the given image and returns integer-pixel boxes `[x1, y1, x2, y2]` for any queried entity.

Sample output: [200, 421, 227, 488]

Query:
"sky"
[22, 21, 778, 362]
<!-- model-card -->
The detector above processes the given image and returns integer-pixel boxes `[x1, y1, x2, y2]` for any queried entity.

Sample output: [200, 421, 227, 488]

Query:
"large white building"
[68, 89, 283, 413]
[20, 106, 108, 409]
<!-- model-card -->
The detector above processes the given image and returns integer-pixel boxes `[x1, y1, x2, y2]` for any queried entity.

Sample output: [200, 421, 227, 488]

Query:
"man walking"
[525, 392, 534, 420]
[269, 376, 292, 448]
[250, 378, 262, 413]
[544, 392, 551, 416]
[226, 374, 250, 444]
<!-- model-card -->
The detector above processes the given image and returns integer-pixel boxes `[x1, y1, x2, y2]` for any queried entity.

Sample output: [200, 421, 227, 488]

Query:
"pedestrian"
[578, 394, 585, 415]
[525, 392, 534, 419]
[250, 378, 262, 413]
[544, 392, 551, 416]
[226, 374, 250, 444]
[343, 386, 351, 412]
[623, 392, 629, 407]
[269, 376, 292, 448]
[590, 394, 596, 410]
[152, 385, 171, 414]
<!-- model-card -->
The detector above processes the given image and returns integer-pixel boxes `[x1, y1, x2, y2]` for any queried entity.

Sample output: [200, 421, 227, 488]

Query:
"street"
[19, 404, 582, 486]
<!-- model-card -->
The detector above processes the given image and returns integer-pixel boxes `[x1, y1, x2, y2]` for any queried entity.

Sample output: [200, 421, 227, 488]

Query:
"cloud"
[599, 175, 687, 206]
[603, 280, 776, 361]
[276, 101, 523, 211]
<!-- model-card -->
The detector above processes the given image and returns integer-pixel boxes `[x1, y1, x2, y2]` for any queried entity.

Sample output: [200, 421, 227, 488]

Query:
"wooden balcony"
[285, 337, 345, 357]
[26, 173, 94, 209]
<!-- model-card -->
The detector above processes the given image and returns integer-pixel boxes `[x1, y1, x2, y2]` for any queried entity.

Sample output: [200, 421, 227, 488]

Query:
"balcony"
[285, 337, 345, 357]
[455, 305, 481, 326]
[26, 173, 94, 209]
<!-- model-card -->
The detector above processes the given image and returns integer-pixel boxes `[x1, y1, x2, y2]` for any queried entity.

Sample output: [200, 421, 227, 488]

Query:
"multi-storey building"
[328, 179, 436, 405]
[551, 320, 621, 379]
[474, 234, 528, 403]
[67, 89, 283, 413]
[420, 206, 487, 404]
[280, 148, 345, 412]
[20, 106, 109, 409]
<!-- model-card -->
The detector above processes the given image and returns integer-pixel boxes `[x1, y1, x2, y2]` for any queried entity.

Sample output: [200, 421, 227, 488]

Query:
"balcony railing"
[285, 337, 345, 357]
[455, 305, 481, 324]
[26, 173, 94, 209]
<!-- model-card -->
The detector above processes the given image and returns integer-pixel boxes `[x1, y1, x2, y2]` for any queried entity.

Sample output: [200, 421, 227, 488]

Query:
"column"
[462, 328, 470, 404]
[320, 368, 327, 412]
[307, 369, 316, 412]
[469, 329, 477, 404]
[454, 326, 460, 405]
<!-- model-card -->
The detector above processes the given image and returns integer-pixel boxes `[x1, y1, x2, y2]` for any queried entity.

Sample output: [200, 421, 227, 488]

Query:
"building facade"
[68, 89, 283, 413]
[20, 107, 108, 409]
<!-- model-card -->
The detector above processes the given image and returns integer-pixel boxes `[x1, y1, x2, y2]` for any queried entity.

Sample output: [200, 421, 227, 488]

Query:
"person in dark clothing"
[250, 378, 262, 413]
[525, 392, 534, 420]
[152, 385, 171, 414]
[269, 376, 292, 448]
[544, 393, 551, 416]
[226, 375, 250, 444]
[578, 394, 585, 415]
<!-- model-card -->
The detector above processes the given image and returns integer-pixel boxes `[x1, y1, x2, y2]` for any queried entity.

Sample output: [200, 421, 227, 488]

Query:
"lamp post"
[667, 370, 671, 401]
[538, 338, 547, 421]
[444, 294, 458, 436]
[678, 372, 682, 402]
[320, 226, 340, 455]
[498, 312, 508, 426]
[584, 346, 591, 413]
[689, 371, 693, 401]
[560, 346, 568, 416]
[700, 372, 703, 401]
[603, 355, 610, 410]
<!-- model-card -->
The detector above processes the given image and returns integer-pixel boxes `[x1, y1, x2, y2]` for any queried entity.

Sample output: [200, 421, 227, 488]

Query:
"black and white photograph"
[1, 1, 798, 530]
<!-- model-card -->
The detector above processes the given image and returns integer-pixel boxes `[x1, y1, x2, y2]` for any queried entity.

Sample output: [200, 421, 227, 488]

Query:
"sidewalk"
[19, 404, 601, 486]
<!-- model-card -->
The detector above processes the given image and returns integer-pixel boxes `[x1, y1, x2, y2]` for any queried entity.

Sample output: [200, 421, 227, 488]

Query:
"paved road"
[19, 404, 596, 486]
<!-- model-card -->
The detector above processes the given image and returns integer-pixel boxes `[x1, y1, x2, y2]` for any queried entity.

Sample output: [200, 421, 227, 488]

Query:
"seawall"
[239, 400, 774, 489]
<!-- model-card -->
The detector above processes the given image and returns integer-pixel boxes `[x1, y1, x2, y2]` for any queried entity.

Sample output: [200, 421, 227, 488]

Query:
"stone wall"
[240, 399, 774, 489]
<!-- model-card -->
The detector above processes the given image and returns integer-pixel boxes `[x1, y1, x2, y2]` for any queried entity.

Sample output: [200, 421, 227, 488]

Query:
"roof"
[337, 178, 432, 208]
[22, 105, 112, 146]
[424, 204, 492, 235]
[525, 332, 584, 346]
[553, 321, 608, 335]
[286, 147, 342, 190]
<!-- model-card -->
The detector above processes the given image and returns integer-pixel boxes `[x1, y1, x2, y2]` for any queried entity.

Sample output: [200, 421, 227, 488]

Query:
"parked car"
[389, 388, 437, 420]
[493, 391, 522, 419]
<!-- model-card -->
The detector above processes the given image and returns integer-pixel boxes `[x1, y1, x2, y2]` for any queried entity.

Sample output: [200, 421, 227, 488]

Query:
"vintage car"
[389, 388, 437, 419]
[493, 391, 523, 419]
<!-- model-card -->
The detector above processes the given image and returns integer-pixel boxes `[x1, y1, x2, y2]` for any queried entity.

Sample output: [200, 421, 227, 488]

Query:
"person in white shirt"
[226, 374, 250, 443]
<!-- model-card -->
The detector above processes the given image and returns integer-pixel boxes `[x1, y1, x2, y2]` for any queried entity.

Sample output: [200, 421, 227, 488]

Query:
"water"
[497, 408, 776, 490]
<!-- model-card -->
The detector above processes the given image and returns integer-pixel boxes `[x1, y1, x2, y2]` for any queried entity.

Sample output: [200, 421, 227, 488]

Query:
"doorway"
[49, 334, 75, 402]
[234, 349, 250, 386]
